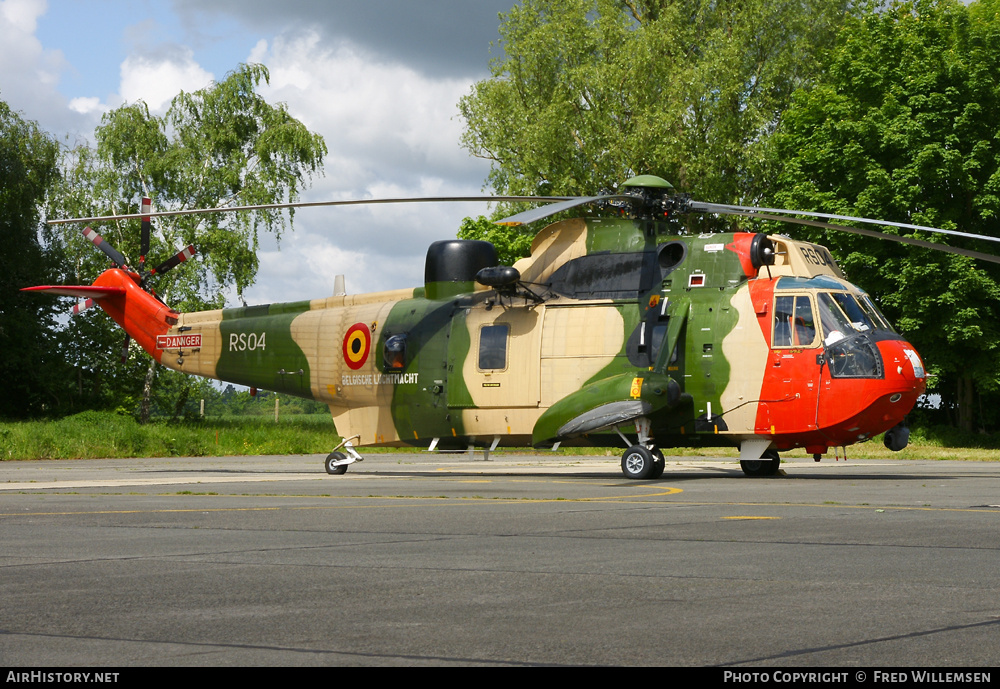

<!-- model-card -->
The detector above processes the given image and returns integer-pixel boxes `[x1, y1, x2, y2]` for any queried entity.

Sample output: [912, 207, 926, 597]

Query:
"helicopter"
[24, 175, 1000, 479]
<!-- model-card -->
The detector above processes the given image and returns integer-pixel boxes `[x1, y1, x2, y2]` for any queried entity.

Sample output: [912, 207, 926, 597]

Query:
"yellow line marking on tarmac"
[4, 493, 1000, 520]
[0, 481, 686, 518]
[0, 475, 321, 491]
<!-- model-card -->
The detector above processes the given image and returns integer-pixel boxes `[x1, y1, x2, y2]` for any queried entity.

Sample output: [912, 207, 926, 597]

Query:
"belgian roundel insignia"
[343, 323, 371, 370]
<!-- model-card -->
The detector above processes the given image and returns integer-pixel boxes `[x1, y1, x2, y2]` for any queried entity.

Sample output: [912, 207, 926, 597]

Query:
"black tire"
[649, 449, 666, 479]
[325, 451, 348, 475]
[740, 449, 780, 477]
[621, 445, 656, 480]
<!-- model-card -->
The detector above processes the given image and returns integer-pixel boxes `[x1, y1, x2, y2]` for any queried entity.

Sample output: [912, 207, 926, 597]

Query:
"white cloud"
[0, 0, 44, 33]
[0, 0, 69, 128]
[118, 50, 214, 112]
[3, 3, 496, 306]
[251, 33, 483, 186]
[67, 96, 105, 115]
[236, 31, 494, 303]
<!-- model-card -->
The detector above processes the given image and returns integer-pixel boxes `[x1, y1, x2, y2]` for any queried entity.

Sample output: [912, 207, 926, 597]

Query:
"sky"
[0, 0, 519, 303]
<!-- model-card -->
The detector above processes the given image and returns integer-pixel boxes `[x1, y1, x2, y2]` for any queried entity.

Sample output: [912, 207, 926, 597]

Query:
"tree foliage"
[460, 0, 847, 202]
[768, 0, 1000, 431]
[458, 0, 848, 262]
[457, 215, 535, 266]
[0, 100, 66, 418]
[47, 64, 327, 418]
[53, 63, 327, 307]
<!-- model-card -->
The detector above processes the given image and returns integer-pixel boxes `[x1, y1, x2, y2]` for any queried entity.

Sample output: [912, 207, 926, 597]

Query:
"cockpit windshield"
[817, 292, 895, 345]
[771, 280, 895, 378]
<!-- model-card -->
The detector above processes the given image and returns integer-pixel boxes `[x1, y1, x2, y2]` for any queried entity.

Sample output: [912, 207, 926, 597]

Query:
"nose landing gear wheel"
[740, 449, 780, 477]
[324, 451, 349, 475]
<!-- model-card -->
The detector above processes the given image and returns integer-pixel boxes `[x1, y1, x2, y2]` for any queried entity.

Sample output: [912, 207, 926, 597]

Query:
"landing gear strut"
[323, 435, 363, 475]
[619, 417, 665, 480]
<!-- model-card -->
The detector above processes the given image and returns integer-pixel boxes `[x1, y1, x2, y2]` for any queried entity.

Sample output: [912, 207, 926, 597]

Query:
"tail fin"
[22, 268, 179, 363]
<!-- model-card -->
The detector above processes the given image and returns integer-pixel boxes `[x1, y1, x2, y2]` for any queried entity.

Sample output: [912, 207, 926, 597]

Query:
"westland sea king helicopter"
[26, 176, 1000, 478]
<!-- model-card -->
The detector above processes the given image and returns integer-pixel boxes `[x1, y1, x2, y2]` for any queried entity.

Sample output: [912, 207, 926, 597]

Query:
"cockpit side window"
[773, 295, 817, 348]
[859, 294, 896, 333]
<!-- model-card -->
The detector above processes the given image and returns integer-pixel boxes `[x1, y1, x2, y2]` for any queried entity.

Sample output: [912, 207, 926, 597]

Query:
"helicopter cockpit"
[770, 275, 908, 379]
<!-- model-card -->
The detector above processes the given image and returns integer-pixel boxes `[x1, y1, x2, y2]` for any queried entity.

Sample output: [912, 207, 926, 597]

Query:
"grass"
[0, 411, 997, 461]
[0, 411, 340, 460]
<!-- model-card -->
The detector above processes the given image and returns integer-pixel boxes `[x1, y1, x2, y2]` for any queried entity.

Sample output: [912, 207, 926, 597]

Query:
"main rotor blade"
[494, 195, 628, 226]
[47, 196, 573, 226]
[689, 201, 1000, 245]
[717, 209, 1000, 265]
[150, 245, 197, 276]
[81, 227, 127, 267]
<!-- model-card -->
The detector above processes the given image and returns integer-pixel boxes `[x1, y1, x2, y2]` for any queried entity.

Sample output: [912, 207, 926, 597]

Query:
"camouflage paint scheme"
[77, 213, 927, 470]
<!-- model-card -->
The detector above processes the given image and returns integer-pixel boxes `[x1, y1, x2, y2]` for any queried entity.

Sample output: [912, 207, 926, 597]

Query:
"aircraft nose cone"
[878, 339, 927, 389]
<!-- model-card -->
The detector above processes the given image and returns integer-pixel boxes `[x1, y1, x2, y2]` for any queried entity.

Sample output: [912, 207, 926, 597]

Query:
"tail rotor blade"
[82, 226, 127, 268]
[71, 298, 96, 315]
[140, 197, 152, 271]
[151, 245, 196, 276]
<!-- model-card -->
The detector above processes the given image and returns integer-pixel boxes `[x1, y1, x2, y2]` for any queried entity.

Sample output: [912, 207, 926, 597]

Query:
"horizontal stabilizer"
[21, 285, 127, 299]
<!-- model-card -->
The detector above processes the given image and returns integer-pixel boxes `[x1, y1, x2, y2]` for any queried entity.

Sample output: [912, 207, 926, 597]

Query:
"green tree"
[767, 0, 1000, 432]
[0, 99, 67, 418]
[457, 215, 534, 266]
[460, 0, 847, 204]
[50, 64, 328, 421]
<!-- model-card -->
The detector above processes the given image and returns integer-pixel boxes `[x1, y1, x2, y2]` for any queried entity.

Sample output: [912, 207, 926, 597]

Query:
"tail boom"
[24, 269, 179, 363]
[92, 269, 179, 362]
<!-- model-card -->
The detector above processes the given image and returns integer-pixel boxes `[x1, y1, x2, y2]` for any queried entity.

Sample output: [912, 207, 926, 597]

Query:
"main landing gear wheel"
[740, 449, 780, 477]
[649, 449, 666, 479]
[621, 445, 657, 480]
[324, 451, 348, 475]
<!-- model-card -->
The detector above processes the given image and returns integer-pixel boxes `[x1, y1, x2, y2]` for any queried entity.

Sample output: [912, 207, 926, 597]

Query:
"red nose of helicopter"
[815, 336, 926, 450]
[758, 276, 927, 456]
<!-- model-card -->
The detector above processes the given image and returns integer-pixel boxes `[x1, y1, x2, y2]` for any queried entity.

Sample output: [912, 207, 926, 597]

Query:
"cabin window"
[773, 295, 817, 348]
[383, 333, 407, 370]
[478, 324, 509, 370]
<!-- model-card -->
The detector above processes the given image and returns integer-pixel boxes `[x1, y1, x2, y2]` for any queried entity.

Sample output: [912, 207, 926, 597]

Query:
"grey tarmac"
[1, 454, 999, 667]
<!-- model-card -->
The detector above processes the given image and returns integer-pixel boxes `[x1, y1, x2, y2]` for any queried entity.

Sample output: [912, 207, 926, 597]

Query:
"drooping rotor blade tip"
[690, 201, 1000, 245]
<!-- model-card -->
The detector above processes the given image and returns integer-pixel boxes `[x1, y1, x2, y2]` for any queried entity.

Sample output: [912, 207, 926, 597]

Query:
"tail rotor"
[68, 197, 198, 362]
